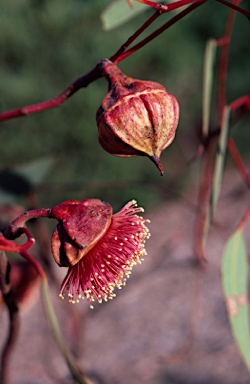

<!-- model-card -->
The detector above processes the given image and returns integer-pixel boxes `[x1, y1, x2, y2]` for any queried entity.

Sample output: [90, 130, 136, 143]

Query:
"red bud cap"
[50, 199, 112, 267]
[96, 59, 179, 175]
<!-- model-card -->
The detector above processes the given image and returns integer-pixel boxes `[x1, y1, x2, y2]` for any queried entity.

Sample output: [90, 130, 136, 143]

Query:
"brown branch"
[227, 137, 250, 189]
[0, 251, 20, 384]
[115, 0, 207, 63]
[110, 10, 160, 63]
[217, 0, 242, 125]
[230, 94, 250, 112]
[0, 64, 102, 122]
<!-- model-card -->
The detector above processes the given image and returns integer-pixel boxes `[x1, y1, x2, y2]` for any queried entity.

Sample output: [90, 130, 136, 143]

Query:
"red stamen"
[59, 200, 150, 307]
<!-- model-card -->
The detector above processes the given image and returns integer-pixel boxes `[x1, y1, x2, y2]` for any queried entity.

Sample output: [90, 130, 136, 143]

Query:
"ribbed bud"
[96, 59, 179, 175]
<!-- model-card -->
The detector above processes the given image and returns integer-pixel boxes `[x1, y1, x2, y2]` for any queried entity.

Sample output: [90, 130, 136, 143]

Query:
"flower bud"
[50, 199, 112, 267]
[96, 59, 179, 175]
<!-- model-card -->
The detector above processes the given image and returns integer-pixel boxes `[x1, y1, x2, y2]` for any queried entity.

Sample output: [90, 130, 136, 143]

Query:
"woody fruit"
[96, 59, 179, 175]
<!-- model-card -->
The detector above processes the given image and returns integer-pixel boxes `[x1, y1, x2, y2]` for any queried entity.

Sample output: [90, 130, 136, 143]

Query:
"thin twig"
[0, 251, 20, 384]
[137, 0, 202, 12]
[115, 0, 207, 63]
[227, 137, 250, 189]
[138, 0, 250, 18]
[237, 207, 250, 231]
[215, 0, 250, 20]
[230, 94, 250, 112]
[41, 281, 93, 384]
[110, 10, 160, 63]
[217, 0, 242, 125]
[0, 65, 102, 122]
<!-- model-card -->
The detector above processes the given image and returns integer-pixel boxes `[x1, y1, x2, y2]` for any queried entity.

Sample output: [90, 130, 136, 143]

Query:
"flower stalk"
[41, 280, 93, 384]
[0, 251, 20, 384]
[1, 226, 93, 383]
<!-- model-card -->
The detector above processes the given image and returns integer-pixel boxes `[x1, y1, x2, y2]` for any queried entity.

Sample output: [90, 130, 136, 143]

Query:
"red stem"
[10, 208, 51, 227]
[0, 251, 20, 384]
[166, 0, 207, 11]
[3, 208, 50, 245]
[136, 0, 250, 18]
[19, 249, 46, 281]
[115, 0, 207, 63]
[110, 11, 160, 63]
[0, 64, 102, 122]
[215, 0, 250, 20]
[138, 0, 207, 12]
[0, 237, 22, 253]
[237, 208, 250, 231]
[230, 94, 250, 112]
[217, 0, 241, 126]
[136, 0, 169, 12]
[227, 137, 250, 189]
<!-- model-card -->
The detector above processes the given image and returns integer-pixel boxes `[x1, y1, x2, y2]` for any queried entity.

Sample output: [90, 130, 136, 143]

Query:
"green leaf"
[101, 0, 149, 30]
[15, 157, 54, 185]
[208, 106, 230, 222]
[41, 281, 90, 384]
[203, 105, 230, 243]
[222, 229, 250, 372]
[0, 157, 54, 202]
[0, 189, 16, 204]
[202, 39, 217, 138]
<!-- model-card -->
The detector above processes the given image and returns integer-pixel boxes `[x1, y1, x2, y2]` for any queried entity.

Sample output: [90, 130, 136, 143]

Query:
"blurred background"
[0, 2, 250, 383]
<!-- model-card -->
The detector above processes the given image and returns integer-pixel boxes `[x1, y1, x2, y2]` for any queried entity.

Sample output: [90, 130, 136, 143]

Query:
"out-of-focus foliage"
[222, 227, 250, 372]
[101, 0, 150, 30]
[0, 0, 249, 209]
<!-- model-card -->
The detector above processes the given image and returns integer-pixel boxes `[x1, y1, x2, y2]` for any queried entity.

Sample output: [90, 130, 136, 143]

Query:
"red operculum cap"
[96, 59, 180, 175]
[57, 199, 150, 307]
[50, 199, 112, 267]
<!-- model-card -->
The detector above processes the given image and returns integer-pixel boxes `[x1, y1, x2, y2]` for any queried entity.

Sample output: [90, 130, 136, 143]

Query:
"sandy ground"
[0, 165, 250, 384]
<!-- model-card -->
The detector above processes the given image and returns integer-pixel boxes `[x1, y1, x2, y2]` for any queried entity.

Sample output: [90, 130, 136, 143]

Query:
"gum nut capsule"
[96, 59, 180, 175]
